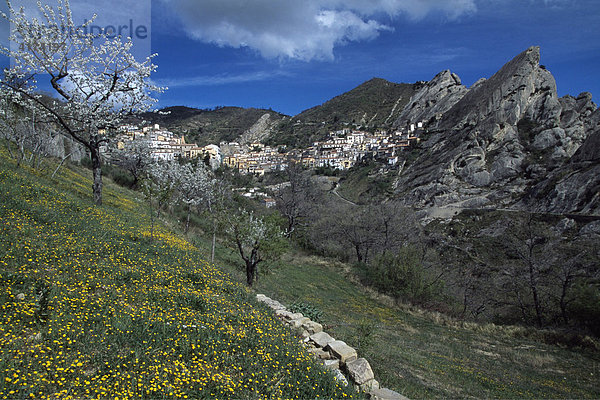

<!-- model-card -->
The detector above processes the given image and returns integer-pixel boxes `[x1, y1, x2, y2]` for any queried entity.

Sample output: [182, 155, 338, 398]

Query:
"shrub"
[288, 300, 324, 323]
[569, 284, 600, 336]
[362, 247, 443, 304]
[353, 318, 376, 351]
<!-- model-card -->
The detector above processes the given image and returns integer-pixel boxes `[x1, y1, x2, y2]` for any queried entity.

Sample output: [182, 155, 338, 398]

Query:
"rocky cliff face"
[520, 126, 600, 214]
[393, 70, 467, 128]
[393, 46, 599, 214]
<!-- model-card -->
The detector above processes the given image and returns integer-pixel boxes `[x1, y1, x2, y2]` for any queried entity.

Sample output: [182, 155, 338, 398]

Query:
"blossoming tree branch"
[0, 0, 163, 204]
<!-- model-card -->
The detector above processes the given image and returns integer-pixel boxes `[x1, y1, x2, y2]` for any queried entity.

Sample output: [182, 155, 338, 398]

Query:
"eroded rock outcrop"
[393, 46, 599, 213]
[393, 70, 467, 128]
[520, 129, 600, 214]
[238, 113, 277, 145]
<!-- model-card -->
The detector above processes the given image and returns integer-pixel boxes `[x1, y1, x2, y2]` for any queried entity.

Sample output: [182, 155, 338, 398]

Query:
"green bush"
[288, 300, 324, 323]
[569, 284, 600, 336]
[353, 318, 376, 351]
[362, 247, 443, 304]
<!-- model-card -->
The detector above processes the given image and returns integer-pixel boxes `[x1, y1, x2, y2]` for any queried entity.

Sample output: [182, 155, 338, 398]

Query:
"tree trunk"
[4, 138, 15, 160]
[560, 276, 571, 324]
[355, 244, 363, 263]
[211, 220, 217, 263]
[149, 203, 155, 240]
[246, 260, 256, 286]
[185, 206, 191, 234]
[52, 152, 74, 178]
[90, 144, 103, 206]
[528, 261, 543, 327]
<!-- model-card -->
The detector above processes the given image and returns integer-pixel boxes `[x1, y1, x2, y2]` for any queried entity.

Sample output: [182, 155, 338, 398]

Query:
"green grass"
[215, 248, 600, 399]
[0, 149, 356, 399]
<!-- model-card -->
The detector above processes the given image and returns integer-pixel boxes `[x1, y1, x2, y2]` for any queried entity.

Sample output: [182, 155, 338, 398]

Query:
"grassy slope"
[4, 148, 599, 399]
[215, 247, 600, 399]
[0, 150, 355, 399]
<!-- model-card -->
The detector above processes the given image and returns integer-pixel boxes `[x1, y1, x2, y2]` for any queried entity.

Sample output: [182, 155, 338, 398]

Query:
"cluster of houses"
[109, 124, 222, 169]
[108, 121, 426, 176]
[222, 123, 425, 175]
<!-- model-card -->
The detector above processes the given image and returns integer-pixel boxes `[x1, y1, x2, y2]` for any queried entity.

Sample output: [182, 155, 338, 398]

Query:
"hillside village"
[108, 121, 426, 175]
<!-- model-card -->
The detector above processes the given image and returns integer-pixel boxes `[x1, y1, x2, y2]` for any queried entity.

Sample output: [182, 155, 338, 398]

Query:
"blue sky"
[3, 1, 600, 116]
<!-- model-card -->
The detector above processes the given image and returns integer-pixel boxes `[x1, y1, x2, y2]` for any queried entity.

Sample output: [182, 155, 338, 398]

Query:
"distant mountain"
[137, 106, 287, 146]
[391, 46, 600, 215]
[267, 78, 417, 148]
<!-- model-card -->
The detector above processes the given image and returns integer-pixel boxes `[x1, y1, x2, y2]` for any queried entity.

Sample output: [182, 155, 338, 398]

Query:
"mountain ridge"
[139, 46, 599, 215]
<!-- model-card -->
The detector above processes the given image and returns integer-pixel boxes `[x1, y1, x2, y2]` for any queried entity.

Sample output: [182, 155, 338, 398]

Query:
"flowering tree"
[177, 162, 212, 234]
[176, 162, 230, 262]
[141, 160, 181, 240]
[227, 210, 287, 286]
[0, 0, 163, 204]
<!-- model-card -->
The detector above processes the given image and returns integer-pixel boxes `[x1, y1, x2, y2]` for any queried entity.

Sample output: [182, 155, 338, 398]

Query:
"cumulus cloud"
[159, 0, 476, 61]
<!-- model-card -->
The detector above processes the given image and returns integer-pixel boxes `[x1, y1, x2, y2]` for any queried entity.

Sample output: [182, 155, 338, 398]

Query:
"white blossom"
[0, 0, 164, 204]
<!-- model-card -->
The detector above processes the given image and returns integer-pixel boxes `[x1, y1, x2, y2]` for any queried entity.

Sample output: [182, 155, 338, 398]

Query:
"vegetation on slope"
[335, 160, 396, 204]
[0, 150, 355, 399]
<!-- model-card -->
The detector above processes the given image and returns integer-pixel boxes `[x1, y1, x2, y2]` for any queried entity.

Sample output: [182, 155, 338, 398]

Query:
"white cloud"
[159, 0, 476, 61]
[159, 70, 291, 88]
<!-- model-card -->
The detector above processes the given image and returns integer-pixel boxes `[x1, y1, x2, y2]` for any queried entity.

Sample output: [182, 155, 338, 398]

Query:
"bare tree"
[317, 201, 421, 264]
[1, 0, 162, 204]
[548, 236, 599, 324]
[275, 162, 318, 237]
[204, 177, 230, 263]
[0, 88, 56, 168]
[500, 215, 558, 327]
[327, 203, 378, 263]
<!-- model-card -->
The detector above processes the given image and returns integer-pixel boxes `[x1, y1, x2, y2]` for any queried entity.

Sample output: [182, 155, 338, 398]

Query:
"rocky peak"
[393, 70, 467, 128]
[393, 46, 599, 214]
[440, 46, 560, 131]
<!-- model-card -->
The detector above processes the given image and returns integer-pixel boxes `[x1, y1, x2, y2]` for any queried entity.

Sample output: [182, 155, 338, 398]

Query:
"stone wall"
[256, 294, 408, 400]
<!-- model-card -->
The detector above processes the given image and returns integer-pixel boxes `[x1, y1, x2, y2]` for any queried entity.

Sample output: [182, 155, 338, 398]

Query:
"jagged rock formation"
[520, 128, 600, 214]
[393, 46, 600, 214]
[393, 70, 467, 128]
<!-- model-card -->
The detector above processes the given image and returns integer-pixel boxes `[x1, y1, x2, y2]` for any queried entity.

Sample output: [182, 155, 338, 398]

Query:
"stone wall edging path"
[256, 294, 409, 400]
